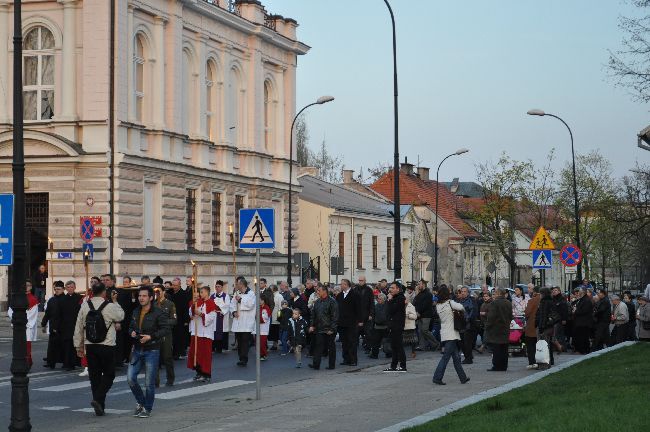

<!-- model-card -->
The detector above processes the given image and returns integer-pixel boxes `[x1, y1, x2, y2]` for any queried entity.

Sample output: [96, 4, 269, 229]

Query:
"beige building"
[0, 0, 309, 307]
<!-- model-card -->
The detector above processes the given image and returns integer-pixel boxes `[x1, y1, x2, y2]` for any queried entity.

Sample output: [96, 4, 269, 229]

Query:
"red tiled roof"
[370, 171, 480, 238]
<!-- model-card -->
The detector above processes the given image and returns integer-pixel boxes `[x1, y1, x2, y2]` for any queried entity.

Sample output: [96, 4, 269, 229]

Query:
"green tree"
[295, 116, 310, 167]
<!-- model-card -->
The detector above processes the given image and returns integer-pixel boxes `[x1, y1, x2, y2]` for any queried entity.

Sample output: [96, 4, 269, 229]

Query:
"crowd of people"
[10, 274, 650, 419]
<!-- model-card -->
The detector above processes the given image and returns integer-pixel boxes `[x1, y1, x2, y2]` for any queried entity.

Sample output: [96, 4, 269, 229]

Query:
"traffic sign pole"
[255, 248, 261, 401]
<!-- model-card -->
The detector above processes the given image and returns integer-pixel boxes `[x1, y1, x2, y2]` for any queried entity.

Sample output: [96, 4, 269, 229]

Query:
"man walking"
[167, 277, 191, 359]
[73, 282, 125, 416]
[127, 286, 170, 418]
[154, 287, 176, 387]
[60, 280, 82, 370]
[413, 279, 438, 351]
[384, 282, 407, 372]
[336, 279, 362, 366]
[485, 288, 512, 371]
[309, 285, 338, 370]
[41, 281, 64, 368]
[231, 278, 256, 366]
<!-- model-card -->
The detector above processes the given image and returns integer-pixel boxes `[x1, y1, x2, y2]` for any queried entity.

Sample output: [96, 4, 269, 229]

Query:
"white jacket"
[404, 303, 417, 330]
[189, 299, 217, 339]
[272, 292, 284, 324]
[230, 289, 256, 333]
[211, 291, 231, 332]
[8, 302, 39, 342]
[436, 300, 464, 342]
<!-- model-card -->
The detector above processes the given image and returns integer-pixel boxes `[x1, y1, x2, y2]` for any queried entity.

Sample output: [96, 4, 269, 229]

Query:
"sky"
[262, 0, 650, 183]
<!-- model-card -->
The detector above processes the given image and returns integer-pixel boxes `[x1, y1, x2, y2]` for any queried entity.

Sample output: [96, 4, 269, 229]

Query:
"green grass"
[404, 343, 650, 432]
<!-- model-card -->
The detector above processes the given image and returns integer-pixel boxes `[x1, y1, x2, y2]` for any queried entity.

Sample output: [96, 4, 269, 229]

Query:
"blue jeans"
[280, 330, 289, 354]
[433, 340, 467, 382]
[127, 349, 160, 412]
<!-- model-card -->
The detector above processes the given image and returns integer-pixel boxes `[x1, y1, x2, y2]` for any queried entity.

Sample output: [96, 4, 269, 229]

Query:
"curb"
[375, 341, 636, 432]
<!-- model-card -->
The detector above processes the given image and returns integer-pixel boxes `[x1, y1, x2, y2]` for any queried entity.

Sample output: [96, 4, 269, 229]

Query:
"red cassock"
[187, 298, 219, 377]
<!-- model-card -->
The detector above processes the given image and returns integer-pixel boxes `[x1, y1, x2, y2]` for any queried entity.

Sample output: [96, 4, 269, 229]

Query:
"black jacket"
[311, 296, 338, 334]
[413, 289, 433, 319]
[290, 296, 310, 324]
[288, 317, 308, 346]
[129, 305, 170, 351]
[372, 302, 388, 329]
[41, 295, 63, 331]
[354, 284, 374, 322]
[386, 292, 406, 331]
[59, 293, 82, 339]
[594, 297, 611, 324]
[536, 296, 558, 331]
[167, 288, 191, 326]
[552, 294, 569, 322]
[336, 289, 362, 327]
[573, 296, 593, 328]
[279, 307, 292, 331]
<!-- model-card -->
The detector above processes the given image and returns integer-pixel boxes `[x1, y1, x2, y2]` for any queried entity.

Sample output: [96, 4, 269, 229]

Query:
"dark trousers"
[172, 323, 188, 358]
[573, 326, 591, 354]
[235, 332, 250, 364]
[212, 332, 229, 352]
[525, 336, 537, 365]
[371, 328, 388, 357]
[85, 344, 116, 409]
[312, 332, 336, 369]
[390, 328, 406, 369]
[461, 329, 476, 361]
[62, 338, 77, 368]
[490, 343, 508, 371]
[611, 325, 627, 345]
[339, 326, 358, 364]
[114, 328, 125, 365]
[593, 322, 610, 350]
[45, 332, 63, 367]
[156, 336, 174, 385]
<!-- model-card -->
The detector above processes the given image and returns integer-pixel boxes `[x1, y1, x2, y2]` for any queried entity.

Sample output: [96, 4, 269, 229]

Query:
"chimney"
[298, 166, 319, 177]
[342, 169, 355, 184]
[400, 156, 414, 175]
[417, 167, 430, 181]
[450, 177, 460, 194]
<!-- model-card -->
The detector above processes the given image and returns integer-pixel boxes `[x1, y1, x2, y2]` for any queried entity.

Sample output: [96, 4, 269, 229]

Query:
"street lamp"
[433, 148, 469, 286]
[383, 0, 401, 281]
[287, 96, 334, 286]
[527, 109, 582, 280]
[10, 0, 31, 430]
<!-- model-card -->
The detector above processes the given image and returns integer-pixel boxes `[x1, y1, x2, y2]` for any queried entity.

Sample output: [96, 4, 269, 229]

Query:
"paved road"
[0, 333, 577, 432]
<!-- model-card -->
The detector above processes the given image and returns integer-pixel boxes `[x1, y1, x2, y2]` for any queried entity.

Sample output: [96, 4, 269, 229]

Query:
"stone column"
[127, 4, 135, 121]
[198, 34, 208, 139]
[59, 0, 78, 120]
[0, 1, 8, 123]
[152, 16, 166, 129]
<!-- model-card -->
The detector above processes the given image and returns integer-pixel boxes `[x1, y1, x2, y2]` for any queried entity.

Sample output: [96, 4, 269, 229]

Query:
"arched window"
[206, 61, 217, 141]
[228, 67, 241, 146]
[23, 26, 55, 121]
[264, 81, 272, 151]
[134, 35, 146, 122]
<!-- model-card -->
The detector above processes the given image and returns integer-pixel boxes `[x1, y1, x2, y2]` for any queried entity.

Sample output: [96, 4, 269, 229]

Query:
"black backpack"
[85, 300, 111, 343]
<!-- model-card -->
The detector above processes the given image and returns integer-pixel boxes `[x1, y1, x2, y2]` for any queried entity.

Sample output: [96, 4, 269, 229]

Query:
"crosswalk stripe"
[35, 374, 143, 392]
[40, 406, 70, 411]
[73, 408, 130, 415]
[0, 370, 62, 382]
[108, 377, 196, 397]
[156, 379, 253, 400]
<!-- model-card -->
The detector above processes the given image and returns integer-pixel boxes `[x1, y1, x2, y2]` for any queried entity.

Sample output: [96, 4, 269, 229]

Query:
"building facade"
[0, 0, 308, 307]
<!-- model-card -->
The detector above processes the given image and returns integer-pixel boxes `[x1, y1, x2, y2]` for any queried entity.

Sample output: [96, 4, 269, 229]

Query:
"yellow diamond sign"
[529, 226, 555, 250]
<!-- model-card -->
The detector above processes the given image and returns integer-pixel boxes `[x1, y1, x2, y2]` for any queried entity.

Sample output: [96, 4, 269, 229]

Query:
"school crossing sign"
[239, 208, 275, 249]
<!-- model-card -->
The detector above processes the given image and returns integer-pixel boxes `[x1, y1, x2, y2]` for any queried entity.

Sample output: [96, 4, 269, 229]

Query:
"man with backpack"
[73, 282, 125, 416]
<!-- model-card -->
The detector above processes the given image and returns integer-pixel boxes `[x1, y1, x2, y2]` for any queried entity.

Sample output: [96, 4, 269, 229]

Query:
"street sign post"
[532, 249, 552, 269]
[0, 194, 15, 266]
[238, 208, 275, 401]
[560, 244, 582, 267]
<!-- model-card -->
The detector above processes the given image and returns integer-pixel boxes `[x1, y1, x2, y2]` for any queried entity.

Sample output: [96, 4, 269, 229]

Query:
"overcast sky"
[263, 0, 650, 182]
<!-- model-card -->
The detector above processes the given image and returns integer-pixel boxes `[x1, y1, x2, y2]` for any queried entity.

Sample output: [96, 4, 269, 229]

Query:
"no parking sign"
[560, 244, 582, 267]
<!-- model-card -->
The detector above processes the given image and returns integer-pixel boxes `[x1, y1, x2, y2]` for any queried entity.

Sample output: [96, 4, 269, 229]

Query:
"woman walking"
[432, 285, 470, 385]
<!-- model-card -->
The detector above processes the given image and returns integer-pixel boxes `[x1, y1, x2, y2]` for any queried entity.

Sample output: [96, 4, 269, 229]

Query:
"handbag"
[451, 303, 466, 332]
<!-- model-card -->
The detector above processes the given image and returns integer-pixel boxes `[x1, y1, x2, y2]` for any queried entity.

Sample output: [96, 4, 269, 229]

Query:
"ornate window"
[23, 26, 55, 121]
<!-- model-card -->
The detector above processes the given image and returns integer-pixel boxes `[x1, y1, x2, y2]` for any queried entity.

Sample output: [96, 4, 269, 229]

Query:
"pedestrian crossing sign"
[532, 249, 552, 269]
[239, 208, 275, 249]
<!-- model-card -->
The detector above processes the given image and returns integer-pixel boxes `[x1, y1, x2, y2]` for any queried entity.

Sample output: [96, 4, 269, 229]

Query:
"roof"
[298, 175, 394, 218]
[443, 181, 484, 198]
[378, 204, 412, 220]
[370, 171, 480, 238]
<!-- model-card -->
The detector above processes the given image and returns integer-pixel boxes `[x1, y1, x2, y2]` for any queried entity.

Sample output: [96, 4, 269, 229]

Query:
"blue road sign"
[82, 243, 94, 261]
[239, 208, 275, 249]
[532, 249, 552, 269]
[0, 194, 14, 266]
[56, 252, 74, 260]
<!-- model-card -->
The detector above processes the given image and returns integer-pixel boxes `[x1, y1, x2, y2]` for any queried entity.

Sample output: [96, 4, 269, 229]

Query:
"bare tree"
[608, 1, 650, 102]
[295, 116, 310, 167]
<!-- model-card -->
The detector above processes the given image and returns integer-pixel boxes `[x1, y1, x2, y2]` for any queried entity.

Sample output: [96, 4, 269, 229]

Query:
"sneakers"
[260, 356, 267, 361]
[192, 374, 202, 381]
[79, 367, 89, 377]
[396, 366, 407, 372]
[526, 364, 539, 370]
[132, 404, 144, 417]
[383, 367, 398, 372]
[137, 410, 150, 418]
[280, 353, 287, 356]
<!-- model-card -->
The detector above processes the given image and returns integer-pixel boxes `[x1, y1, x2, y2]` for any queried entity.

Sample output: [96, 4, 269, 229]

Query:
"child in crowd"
[288, 308, 307, 368]
[260, 298, 271, 361]
[278, 300, 292, 355]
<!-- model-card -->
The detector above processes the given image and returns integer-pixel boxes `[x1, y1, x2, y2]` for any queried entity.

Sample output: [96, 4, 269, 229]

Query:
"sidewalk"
[62, 349, 578, 432]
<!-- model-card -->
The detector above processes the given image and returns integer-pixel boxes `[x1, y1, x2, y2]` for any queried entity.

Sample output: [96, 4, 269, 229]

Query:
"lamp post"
[287, 96, 334, 286]
[10, 0, 31, 430]
[527, 109, 582, 280]
[382, 0, 401, 281]
[433, 148, 469, 287]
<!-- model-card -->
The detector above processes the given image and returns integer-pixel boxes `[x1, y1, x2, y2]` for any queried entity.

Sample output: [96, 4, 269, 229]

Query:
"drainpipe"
[109, 0, 116, 274]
